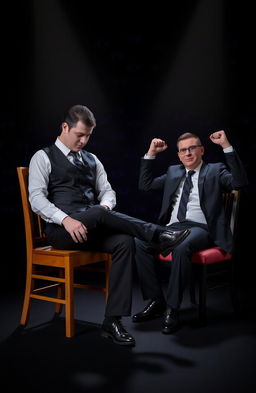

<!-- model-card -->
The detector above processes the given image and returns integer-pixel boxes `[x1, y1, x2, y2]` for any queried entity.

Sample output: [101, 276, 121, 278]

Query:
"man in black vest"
[28, 104, 189, 346]
[132, 132, 248, 333]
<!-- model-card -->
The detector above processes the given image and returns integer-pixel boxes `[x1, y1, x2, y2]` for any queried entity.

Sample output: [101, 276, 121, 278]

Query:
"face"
[177, 137, 204, 170]
[59, 120, 94, 152]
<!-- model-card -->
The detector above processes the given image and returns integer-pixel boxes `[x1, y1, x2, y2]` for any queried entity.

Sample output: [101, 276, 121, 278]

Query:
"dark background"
[1, 0, 255, 291]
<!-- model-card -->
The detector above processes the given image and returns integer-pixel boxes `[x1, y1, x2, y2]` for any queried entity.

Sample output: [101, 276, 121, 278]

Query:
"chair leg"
[230, 258, 240, 314]
[55, 284, 64, 315]
[65, 263, 75, 338]
[190, 281, 196, 305]
[20, 261, 34, 326]
[198, 265, 207, 324]
[190, 268, 197, 305]
[55, 269, 64, 315]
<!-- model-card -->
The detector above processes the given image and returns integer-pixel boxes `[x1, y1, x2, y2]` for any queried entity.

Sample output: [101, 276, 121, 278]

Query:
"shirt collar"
[185, 161, 203, 174]
[55, 138, 82, 157]
[55, 137, 70, 157]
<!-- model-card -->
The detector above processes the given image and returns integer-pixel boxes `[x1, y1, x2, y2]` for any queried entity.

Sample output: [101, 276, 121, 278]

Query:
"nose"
[80, 136, 87, 144]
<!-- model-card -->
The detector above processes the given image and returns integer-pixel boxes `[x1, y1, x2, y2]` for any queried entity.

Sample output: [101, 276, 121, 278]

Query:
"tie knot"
[188, 170, 195, 177]
[70, 151, 79, 158]
[69, 151, 85, 169]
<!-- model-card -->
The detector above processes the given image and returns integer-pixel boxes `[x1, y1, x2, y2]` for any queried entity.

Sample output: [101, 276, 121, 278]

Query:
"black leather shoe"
[132, 300, 166, 323]
[162, 306, 179, 334]
[100, 319, 136, 346]
[159, 229, 190, 257]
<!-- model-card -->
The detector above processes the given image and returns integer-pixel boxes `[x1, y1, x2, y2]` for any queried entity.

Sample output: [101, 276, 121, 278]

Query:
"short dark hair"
[177, 132, 202, 149]
[64, 105, 96, 129]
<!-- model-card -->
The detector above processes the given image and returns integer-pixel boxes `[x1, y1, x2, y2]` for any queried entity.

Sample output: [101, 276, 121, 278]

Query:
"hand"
[209, 130, 231, 149]
[62, 216, 88, 243]
[146, 138, 168, 156]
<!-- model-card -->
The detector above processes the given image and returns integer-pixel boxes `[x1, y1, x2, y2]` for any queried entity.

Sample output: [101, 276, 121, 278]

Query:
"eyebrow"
[75, 131, 92, 136]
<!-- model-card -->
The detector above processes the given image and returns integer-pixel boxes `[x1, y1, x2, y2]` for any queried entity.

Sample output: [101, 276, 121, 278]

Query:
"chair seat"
[35, 246, 84, 255]
[34, 245, 109, 258]
[33, 247, 111, 270]
[156, 247, 232, 264]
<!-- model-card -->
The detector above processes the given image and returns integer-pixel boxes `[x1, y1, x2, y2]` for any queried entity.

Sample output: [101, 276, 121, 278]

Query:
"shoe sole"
[160, 229, 190, 257]
[132, 311, 165, 323]
[162, 321, 180, 334]
[100, 330, 136, 347]
[162, 326, 179, 334]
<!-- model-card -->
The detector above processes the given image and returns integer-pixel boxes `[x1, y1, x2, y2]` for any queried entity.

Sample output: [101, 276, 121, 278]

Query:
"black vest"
[43, 144, 98, 214]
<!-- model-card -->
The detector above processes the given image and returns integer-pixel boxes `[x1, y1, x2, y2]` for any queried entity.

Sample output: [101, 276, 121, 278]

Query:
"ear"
[61, 122, 69, 134]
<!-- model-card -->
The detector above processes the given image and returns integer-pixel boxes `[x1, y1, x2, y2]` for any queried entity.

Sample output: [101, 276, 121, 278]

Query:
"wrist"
[221, 143, 231, 149]
[144, 153, 156, 159]
[223, 145, 233, 153]
[101, 204, 110, 209]
[146, 150, 156, 157]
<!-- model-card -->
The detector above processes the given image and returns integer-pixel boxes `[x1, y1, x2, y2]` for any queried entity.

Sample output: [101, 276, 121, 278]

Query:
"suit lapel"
[198, 162, 209, 200]
[159, 166, 185, 223]
[167, 167, 186, 201]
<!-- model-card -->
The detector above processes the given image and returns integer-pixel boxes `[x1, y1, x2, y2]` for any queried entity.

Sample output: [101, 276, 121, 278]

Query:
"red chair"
[156, 190, 240, 323]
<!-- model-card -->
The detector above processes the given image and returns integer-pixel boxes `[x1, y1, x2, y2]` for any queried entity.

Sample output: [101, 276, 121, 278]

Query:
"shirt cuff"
[52, 211, 68, 225]
[100, 201, 114, 210]
[144, 154, 156, 159]
[223, 146, 234, 153]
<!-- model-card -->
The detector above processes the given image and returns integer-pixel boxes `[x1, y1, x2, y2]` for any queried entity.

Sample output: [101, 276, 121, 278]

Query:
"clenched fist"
[146, 138, 168, 156]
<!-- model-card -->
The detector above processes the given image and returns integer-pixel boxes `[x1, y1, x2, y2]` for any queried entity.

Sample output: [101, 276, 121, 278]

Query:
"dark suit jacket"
[139, 151, 248, 253]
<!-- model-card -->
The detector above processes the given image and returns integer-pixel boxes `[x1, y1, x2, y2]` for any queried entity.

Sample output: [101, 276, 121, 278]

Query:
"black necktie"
[177, 170, 195, 222]
[69, 151, 85, 170]
[69, 151, 95, 204]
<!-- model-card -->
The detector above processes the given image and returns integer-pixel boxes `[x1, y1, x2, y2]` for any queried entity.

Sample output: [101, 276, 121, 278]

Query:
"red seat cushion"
[156, 247, 232, 265]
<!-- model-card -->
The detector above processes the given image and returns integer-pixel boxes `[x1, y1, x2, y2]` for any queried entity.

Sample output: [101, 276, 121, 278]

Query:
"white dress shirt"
[167, 162, 207, 225]
[28, 138, 116, 225]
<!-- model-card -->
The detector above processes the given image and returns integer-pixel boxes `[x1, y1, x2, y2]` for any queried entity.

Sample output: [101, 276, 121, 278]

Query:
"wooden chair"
[156, 190, 241, 323]
[17, 167, 112, 337]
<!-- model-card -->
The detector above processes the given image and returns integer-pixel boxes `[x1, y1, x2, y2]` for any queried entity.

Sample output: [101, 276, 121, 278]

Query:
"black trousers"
[135, 221, 212, 310]
[45, 205, 161, 317]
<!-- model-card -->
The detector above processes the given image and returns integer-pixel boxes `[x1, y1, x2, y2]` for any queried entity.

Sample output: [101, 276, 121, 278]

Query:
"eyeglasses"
[178, 145, 202, 154]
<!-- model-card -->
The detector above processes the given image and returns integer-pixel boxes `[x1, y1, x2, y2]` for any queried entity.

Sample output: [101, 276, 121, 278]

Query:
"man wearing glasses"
[132, 130, 248, 333]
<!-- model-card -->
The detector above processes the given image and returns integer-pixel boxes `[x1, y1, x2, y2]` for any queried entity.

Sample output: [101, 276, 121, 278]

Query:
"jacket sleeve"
[221, 151, 249, 190]
[138, 158, 166, 191]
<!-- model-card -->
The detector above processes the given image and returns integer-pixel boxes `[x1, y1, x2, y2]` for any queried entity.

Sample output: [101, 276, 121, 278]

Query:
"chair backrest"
[225, 190, 240, 252]
[17, 167, 46, 254]
[222, 190, 239, 235]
